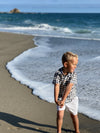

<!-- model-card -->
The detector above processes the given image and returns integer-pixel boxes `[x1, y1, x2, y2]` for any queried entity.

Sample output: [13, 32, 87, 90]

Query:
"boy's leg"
[57, 110, 64, 133]
[70, 113, 80, 133]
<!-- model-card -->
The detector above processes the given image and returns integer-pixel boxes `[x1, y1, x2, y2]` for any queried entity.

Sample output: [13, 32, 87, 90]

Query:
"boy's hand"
[60, 100, 65, 107]
[55, 100, 65, 107]
[55, 100, 61, 106]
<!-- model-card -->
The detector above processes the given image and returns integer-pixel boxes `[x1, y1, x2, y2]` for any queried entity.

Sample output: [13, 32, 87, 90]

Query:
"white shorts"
[57, 96, 78, 115]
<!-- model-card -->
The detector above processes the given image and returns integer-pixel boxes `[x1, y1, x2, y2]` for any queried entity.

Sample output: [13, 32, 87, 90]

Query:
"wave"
[1, 26, 100, 41]
[34, 24, 72, 33]
[0, 23, 72, 33]
[1, 23, 100, 41]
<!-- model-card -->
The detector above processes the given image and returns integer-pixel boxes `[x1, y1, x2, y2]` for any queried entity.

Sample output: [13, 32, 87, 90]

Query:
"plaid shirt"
[53, 67, 77, 103]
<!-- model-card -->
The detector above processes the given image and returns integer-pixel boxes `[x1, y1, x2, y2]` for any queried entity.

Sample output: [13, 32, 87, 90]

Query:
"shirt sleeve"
[52, 72, 61, 84]
[69, 72, 77, 85]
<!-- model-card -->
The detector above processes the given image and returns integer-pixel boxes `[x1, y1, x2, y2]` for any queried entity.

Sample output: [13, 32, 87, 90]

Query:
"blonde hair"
[62, 51, 78, 64]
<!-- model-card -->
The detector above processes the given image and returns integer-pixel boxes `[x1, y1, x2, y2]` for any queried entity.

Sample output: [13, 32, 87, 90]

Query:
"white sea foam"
[7, 59, 54, 102]
[79, 105, 100, 121]
[0, 23, 72, 37]
[6, 36, 100, 121]
[1, 26, 100, 42]
[6, 37, 55, 103]
[92, 56, 100, 61]
[0, 24, 71, 32]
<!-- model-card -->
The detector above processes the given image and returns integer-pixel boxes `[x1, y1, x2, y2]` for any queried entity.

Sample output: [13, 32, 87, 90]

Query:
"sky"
[0, 0, 100, 13]
[0, 0, 100, 4]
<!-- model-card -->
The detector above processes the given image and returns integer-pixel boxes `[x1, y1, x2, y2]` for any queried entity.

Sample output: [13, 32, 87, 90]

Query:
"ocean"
[0, 13, 100, 121]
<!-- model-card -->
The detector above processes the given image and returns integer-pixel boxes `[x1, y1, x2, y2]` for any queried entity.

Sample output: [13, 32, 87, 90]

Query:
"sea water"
[0, 13, 100, 121]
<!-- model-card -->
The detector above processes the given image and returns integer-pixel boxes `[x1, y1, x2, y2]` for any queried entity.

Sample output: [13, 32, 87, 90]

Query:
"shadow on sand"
[0, 112, 75, 133]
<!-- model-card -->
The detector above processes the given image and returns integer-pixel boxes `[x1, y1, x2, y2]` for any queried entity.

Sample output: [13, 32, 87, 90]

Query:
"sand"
[0, 32, 99, 133]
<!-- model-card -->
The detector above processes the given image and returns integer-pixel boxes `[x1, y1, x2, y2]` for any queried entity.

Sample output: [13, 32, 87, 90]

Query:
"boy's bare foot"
[76, 131, 80, 133]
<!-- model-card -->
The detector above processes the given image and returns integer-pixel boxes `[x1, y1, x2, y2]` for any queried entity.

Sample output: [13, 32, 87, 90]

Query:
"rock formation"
[10, 8, 20, 13]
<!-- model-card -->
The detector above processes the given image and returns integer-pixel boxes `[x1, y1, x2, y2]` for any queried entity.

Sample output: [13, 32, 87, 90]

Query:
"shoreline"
[2, 30, 100, 41]
[0, 31, 100, 133]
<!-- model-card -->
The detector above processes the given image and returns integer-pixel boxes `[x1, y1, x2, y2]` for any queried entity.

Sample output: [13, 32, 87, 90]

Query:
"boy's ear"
[64, 62, 68, 67]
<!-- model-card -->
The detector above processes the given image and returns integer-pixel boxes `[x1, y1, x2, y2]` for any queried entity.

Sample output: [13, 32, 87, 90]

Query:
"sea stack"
[9, 8, 20, 13]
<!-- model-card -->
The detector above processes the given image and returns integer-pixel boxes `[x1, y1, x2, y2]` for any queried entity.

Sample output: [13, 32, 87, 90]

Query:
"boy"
[53, 52, 80, 133]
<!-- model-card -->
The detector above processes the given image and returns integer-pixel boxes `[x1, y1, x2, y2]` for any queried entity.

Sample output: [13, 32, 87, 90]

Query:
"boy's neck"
[62, 67, 68, 75]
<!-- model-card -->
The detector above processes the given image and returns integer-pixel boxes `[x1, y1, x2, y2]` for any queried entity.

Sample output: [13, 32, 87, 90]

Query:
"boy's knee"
[57, 111, 64, 120]
[70, 113, 78, 120]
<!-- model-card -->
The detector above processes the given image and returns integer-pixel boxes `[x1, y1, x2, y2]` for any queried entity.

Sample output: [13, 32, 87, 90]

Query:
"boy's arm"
[54, 84, 60, 105]
[61, 83, 73, 106]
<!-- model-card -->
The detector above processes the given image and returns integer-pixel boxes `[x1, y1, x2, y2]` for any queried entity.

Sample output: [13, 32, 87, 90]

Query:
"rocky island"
[9, 8, 20, 13]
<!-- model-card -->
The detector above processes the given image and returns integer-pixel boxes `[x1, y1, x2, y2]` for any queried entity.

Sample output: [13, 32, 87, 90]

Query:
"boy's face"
[64, 57, 78, 73]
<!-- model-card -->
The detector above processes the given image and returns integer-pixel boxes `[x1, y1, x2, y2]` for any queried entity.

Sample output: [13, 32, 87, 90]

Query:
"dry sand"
[0, 32, 99, 133]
